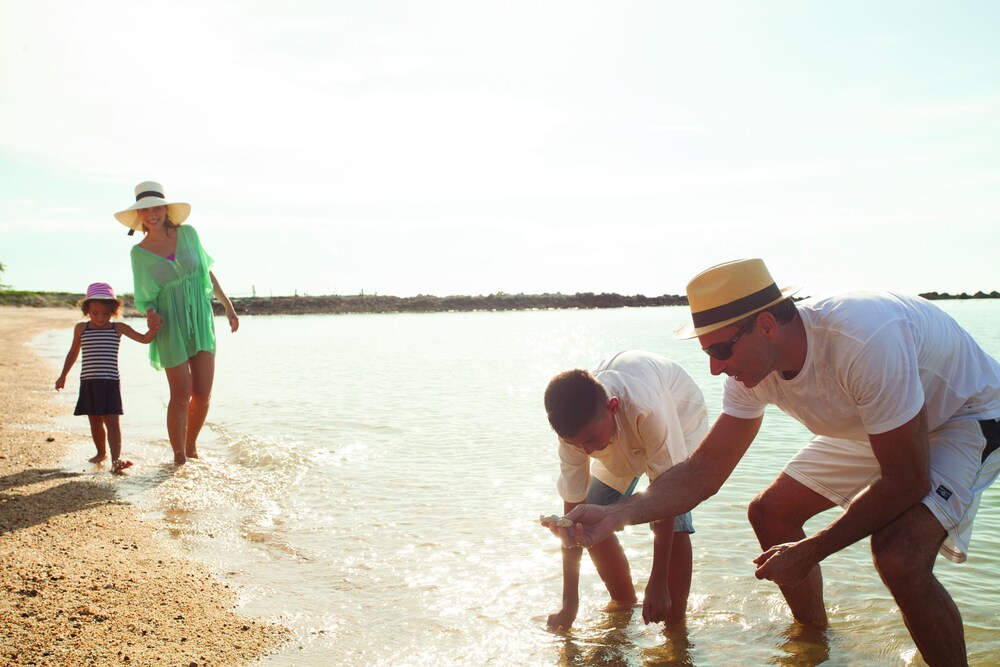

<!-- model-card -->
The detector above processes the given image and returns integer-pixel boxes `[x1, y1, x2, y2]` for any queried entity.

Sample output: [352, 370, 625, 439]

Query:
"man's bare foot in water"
[185, 447, 198, 459]
[173, 453, 187, 465]
[89, 453, 107, 463]
[112, 459, 133, 474]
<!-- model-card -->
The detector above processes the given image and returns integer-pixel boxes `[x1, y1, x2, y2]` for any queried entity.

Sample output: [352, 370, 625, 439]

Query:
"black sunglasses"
[702, 317, 756, 360]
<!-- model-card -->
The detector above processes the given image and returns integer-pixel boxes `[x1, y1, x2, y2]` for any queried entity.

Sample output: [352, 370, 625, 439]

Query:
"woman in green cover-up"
[116, 181, 239, 465]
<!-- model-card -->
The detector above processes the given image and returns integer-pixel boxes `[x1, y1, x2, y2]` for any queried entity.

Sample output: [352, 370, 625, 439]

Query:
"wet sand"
[0, 306, 290, 665]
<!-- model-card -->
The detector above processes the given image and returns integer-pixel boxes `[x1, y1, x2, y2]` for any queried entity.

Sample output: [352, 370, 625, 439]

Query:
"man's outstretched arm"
[561, 413, 763, 547]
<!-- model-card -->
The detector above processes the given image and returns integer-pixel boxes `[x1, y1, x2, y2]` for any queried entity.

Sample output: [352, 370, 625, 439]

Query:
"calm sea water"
[36, 300, 1000, 666]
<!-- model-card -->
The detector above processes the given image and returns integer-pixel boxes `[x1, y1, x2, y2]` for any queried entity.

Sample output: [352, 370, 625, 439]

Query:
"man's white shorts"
[783, 417, 1000, 563]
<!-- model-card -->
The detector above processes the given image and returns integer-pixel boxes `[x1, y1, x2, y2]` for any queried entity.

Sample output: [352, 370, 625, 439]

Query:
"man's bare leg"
[872, 504, 967, 666]
[747, 472, 835, 626]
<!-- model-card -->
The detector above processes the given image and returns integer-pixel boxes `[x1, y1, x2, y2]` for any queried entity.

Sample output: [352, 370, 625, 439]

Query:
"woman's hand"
[209, 271, 238, 332]
[225, 306, 239, 333]
[146, 309, 163, 330]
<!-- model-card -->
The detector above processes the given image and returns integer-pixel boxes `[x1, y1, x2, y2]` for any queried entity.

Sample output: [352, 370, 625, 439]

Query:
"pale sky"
[2, 1, 998, 299]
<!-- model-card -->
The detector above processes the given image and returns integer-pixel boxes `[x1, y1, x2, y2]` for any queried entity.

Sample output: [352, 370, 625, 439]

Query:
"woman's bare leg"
[165, 363, 192, 465]
[184, 351, 215, 458]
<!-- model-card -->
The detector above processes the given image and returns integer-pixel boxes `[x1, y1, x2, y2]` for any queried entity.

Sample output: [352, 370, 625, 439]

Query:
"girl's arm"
[115, 321, 159, 345]
[55, 323, 85, 390]
[209, 271, 239, 333]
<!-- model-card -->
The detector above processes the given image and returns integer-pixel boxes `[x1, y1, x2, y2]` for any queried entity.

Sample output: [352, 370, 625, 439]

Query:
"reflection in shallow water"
[772, 622, 830, 667]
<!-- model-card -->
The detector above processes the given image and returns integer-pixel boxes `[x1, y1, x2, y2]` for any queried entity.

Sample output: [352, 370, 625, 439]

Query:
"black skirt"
[74, 379, 123, 416]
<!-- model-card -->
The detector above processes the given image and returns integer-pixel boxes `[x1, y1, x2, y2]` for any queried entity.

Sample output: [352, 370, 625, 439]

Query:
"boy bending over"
[542, 350, 708, 629]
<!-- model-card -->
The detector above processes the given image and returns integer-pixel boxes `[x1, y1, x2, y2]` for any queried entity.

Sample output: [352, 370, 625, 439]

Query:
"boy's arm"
[642, 518, 676, 624]
[547, 500, 584, 630]
[116, 321, 158, 344]
[55, 323, 84, 390]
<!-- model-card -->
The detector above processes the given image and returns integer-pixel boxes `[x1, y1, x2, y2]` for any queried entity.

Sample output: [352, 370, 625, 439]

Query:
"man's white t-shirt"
[557, 350, 709, 503]
[722, 291, 1000, 439]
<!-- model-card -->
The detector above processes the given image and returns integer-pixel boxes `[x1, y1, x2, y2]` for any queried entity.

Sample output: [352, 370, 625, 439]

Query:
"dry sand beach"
[0, 306, 289, 666]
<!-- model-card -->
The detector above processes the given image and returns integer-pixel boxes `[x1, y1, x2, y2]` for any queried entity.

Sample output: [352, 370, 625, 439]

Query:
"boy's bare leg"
[548, 529, 637, 630]
[665, 532, 692, 624]
[589, 533, 638, 605]
[87, 415, 107, 462]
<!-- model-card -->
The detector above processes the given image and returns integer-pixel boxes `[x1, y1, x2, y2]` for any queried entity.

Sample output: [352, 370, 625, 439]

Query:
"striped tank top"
[80, 324, 121, 380]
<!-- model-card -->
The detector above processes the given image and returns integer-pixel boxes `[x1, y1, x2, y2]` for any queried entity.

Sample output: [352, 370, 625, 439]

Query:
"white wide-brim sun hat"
[114, 181, 191, 233]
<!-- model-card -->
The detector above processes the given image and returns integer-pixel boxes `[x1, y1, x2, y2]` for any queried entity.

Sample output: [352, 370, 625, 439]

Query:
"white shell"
[539, 514, 573, 528]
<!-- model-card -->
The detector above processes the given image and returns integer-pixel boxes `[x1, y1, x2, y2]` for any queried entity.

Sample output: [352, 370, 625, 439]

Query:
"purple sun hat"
[84, 282, 118, 300]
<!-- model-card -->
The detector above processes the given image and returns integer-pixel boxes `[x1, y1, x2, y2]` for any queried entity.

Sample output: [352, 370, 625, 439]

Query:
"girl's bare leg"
[184, 351, 216, 459]
[165, 363, 193, 465]
[105, 415, 123, 463]
[87, 415, 107, 462]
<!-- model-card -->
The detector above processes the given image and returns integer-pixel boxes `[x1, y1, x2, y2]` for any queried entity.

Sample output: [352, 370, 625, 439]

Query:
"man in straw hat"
[550, 258, 1000, 665]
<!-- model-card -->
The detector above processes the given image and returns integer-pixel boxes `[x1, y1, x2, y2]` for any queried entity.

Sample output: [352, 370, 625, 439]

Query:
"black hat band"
[690, 283, 782, 328]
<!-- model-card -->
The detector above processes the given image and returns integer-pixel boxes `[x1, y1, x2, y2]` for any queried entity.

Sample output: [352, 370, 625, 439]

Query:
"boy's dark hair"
[544, 369, 605, 438]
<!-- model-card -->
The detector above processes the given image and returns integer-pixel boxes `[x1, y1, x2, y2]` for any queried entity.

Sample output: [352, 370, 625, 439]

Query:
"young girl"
[55, 282, 159, 473]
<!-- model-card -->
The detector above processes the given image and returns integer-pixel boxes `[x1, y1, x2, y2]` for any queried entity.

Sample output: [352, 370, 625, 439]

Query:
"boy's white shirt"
[557, 351, 709, 503]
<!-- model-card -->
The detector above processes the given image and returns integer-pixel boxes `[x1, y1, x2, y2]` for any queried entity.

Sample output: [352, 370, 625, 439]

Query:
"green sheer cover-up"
[130, 225, 216, 370]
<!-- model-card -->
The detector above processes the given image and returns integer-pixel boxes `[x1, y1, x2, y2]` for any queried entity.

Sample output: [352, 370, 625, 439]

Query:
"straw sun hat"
[114, 181, 191, 235]
[673, 258, 800, 339]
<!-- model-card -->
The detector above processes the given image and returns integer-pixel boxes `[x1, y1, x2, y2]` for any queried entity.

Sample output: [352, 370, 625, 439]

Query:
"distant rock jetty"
[2, 290, 997, 317]
[223, 292, 689, 315]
